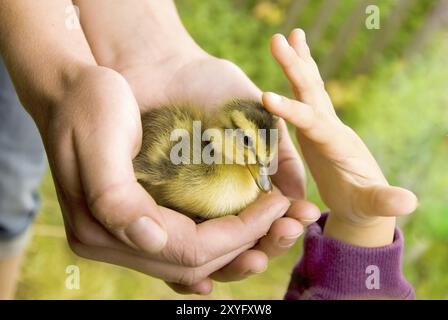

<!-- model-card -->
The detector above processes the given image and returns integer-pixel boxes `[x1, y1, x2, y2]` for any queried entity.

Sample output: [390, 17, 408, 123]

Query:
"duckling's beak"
[247, 164, 272, 193]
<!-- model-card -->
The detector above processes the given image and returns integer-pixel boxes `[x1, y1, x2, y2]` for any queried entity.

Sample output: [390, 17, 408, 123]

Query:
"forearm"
[0, 0, 96, 117]
[73, 0, 205, 70]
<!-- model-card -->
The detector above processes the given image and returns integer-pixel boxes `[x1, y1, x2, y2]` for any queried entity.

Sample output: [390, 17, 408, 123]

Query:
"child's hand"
[262, 29, 418, 247]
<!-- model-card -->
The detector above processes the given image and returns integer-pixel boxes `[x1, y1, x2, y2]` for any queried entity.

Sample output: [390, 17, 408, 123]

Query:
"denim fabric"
[0, 57, 46, 246]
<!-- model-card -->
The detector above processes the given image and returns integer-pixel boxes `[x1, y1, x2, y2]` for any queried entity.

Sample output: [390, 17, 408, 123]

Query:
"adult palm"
[117, 53, 319, 293]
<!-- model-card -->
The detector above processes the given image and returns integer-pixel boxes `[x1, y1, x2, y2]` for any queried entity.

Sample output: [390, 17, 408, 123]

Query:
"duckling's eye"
[243, 136, 252, 147]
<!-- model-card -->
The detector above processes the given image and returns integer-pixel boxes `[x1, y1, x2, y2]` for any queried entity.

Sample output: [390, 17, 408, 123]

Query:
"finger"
[250, 200, 320, 258]
[49, 135, 136, 251]
[67, 232, 255, 286]
[288, 29, 311, 60]
[264, 92, 341, 148]
[288, 28, 322, 81]
[196, 193, 290, 261]
[263, 92, 315, 131]
[211, 250, 268, 282]
[356, 185, 418, 217]
[166, 278, 213, 295]
[254, 217, 303, 257]
[271, 118, 306, 199]
[212, 201, 320, 277]
[58, 185, 134, 251]
[285, 199, 321, 227]
[270, 34, 318, 101]
[75, 77, 167, 254]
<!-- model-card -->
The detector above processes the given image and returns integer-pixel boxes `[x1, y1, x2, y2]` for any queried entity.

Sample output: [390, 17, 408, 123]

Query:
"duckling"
[133, 100, 278, 220]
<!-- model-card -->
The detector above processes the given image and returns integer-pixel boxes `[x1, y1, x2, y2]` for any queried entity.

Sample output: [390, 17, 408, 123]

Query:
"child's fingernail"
[298, 29, 306, 41]
[265, 92, 282, 105]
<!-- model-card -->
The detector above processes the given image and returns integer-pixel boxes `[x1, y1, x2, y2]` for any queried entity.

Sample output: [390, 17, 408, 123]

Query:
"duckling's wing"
[133, 105, 205, 186]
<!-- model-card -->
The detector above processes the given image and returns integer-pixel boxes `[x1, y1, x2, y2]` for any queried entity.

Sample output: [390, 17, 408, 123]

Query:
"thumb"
[357, 185, 418, 217]
[75, 84, 167, 254]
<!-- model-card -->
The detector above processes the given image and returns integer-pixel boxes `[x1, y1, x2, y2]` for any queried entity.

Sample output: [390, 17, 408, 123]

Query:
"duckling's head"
[209, 99, 278, 192]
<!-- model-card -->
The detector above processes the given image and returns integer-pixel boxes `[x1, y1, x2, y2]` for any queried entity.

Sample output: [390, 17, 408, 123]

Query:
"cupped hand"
[262, 29, 418, 246]
[32, 61, 318, 295]
[117, 52, 320, 293]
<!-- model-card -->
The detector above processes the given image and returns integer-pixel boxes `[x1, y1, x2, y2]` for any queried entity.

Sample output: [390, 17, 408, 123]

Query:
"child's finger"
[263, 92, 315, 130]
[288, 29, 310, 58]
[288, 29, 323, 82]
[356, 185, 418, 217]
[270, 34, 317, 100]
[263, 92, 344, 147]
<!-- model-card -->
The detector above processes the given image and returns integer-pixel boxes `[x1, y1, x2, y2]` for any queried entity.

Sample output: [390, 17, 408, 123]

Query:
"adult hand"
[70, 0, 321, 294]
[0, 0, 320, 296]
[117, 53, 321, 292]
[30, 65, 302, 295]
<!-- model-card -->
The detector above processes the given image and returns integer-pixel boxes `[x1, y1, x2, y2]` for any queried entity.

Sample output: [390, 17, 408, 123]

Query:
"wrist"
[323, 213, 396, 247]
[0, 0, 98, 122]
[75, 0, 207, 71]
[7, 58, 110, 133]
[99, 25, 205, 72]
[11, 59, 93, 119]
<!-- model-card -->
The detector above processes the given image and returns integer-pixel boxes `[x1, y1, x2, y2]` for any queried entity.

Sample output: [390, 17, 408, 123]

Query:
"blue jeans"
[0, 58, 46, 259]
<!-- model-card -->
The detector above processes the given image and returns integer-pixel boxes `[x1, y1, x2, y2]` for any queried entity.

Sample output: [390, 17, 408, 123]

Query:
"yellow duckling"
[133, 100, 278, 220]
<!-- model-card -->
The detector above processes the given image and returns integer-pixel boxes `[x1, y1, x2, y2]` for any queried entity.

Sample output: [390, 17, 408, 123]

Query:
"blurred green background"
[17, 0, 448, 299]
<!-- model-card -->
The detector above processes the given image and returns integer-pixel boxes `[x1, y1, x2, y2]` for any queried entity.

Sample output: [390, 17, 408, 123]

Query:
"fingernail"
[125, 216, 167, 254]
[253, 264, 268, 274]
[265, 92, 282, 105]
[244, 264, 268, 276]
[301, 218, 318, 223]
[278, 234, 301, 248]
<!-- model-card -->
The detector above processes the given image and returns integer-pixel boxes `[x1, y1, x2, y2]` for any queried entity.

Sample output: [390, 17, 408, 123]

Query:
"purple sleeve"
[284, 214, 415, 300]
